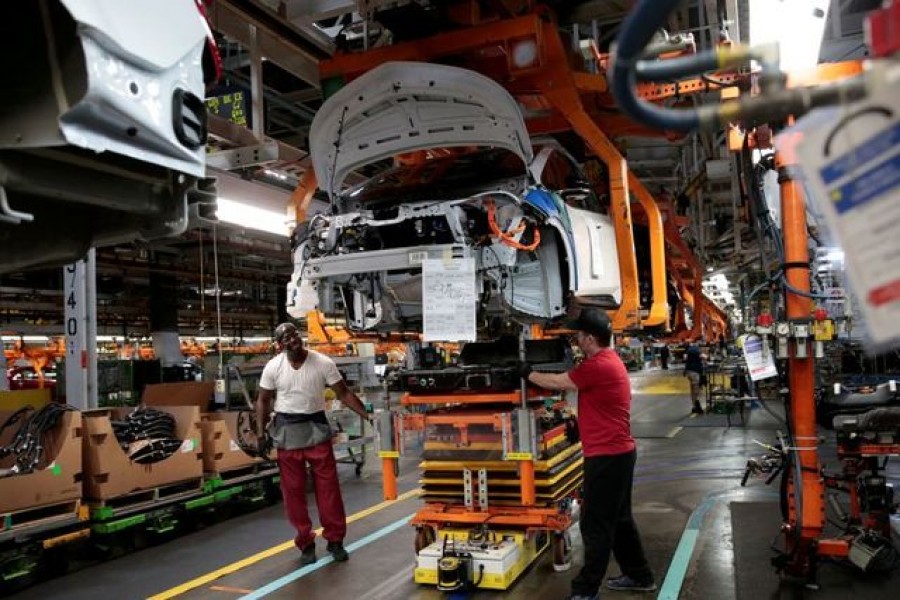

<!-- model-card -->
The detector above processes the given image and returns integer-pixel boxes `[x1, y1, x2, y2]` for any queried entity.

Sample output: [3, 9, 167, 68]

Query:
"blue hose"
[611, 0, 703, 132]
[636, 51, 720, 81]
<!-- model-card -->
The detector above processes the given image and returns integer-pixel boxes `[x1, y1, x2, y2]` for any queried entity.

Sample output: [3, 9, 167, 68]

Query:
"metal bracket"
[477, 468, 489, 511]
[463, 468, 474, 510]
[206, 140, 280, 170]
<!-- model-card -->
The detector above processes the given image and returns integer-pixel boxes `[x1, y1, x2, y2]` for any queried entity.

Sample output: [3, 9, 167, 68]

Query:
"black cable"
[111, 406, 183, 465]
[0, 403, 74, 475]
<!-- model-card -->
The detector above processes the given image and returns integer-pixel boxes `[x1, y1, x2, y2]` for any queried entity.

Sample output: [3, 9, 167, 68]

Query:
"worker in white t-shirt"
[255, 322, 370, 565]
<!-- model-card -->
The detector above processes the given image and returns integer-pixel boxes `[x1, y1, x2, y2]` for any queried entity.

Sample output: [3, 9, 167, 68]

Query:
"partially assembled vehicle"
[0, 0, 218, 273]
[287, 62, 621, 333]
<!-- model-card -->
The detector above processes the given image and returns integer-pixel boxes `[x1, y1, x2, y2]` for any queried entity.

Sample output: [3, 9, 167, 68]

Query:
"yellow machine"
[415, 528, 550, 591]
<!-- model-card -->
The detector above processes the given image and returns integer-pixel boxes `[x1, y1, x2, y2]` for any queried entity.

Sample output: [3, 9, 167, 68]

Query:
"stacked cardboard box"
[200, 411, 264, 475]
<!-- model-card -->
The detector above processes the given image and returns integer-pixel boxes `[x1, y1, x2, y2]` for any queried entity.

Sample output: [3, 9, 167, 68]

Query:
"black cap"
[273, 322, 299, 343]
[564, 308, 612, 340]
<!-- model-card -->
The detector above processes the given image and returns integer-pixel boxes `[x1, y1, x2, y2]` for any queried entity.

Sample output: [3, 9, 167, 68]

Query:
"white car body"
[288, 62, 620, 333]
[0, 0, 215, 272]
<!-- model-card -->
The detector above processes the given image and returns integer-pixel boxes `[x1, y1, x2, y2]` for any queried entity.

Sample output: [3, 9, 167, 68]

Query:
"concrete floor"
[10, 369, 900, 600]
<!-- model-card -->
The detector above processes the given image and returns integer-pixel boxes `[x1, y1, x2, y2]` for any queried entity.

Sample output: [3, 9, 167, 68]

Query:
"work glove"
[518, 361, 533, 379]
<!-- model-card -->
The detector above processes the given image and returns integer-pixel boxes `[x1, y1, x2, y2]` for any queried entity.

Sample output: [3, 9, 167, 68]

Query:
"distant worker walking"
[683, 344, 705, 414]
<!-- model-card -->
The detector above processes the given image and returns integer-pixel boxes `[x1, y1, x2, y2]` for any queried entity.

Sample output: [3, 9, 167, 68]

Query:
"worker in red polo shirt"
[521, 308, 655, 600]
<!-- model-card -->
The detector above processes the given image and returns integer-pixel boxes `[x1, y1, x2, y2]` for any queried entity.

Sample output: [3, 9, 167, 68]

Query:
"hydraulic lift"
[376, 389, 581, 592]
[371, 321, 581, 592]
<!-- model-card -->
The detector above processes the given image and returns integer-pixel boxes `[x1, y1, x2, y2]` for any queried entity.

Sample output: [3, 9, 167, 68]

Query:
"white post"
[64, 248, 98, 409]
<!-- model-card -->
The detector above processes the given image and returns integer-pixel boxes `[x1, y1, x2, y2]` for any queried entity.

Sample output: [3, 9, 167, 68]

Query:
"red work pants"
[277, 440, 347, 550]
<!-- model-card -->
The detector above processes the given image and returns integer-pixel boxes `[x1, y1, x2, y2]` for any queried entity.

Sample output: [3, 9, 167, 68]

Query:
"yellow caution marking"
[147, 488, 422, 600]
[631, 375, 690, 394]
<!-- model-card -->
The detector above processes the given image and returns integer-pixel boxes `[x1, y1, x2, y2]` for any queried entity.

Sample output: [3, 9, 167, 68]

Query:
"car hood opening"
[310, 61, 534, 200]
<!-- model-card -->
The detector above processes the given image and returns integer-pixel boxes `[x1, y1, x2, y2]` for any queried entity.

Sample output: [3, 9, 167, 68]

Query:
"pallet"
[0, 499, 83, 540]
[206, 462, 279, 486]
[88, 477, 204, 516]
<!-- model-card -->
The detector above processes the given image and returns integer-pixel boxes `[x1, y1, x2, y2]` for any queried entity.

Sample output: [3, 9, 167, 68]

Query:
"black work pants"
[571, 449, 653, 596]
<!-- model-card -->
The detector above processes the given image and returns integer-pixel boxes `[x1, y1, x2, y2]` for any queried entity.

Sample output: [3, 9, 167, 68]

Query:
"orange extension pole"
[519, 460, 536, 506]
[382, 456, 398, 501]
[777, 135, 824, 572]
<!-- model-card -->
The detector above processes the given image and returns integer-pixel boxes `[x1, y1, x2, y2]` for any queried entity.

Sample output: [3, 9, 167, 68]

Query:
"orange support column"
[381, 456, 398, 501]
[777, 135, 824, 574]
[532, 22, 641, 332]
[519, 460, 536, 506]
[629, 174, 669, 328]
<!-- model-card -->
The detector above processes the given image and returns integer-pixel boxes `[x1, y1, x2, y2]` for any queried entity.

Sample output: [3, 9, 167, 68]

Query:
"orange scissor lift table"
[376, 390, 582, 591]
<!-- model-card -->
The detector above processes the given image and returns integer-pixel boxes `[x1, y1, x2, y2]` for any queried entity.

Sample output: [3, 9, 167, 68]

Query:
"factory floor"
[11, 369, 900, 600]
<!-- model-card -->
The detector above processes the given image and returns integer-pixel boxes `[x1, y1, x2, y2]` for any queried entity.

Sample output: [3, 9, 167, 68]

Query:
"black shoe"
[326, 541, 349, 562]
[300, 543, 316, 566]
[606, 575, 657, 592]
[691, 406, 704, 415]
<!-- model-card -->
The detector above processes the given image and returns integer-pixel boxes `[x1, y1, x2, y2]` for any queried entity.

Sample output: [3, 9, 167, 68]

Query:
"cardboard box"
[199, 411, 263, 475]
[0, 409, 82, 514]
[0, 388, 51, 412]
[81, 405, 203, 500]
[142, 381, 215, 411]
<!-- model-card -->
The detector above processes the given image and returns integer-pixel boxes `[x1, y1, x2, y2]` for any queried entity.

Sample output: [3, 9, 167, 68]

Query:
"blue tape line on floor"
[656, 489, 778, 600]
[240, 514, 413, 599]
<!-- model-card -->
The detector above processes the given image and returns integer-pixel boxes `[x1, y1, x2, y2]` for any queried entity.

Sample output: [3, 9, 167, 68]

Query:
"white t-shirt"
[259, 350, 342, 414]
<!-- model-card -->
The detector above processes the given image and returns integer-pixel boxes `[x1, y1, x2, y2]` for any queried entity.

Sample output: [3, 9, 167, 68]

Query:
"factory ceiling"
[0, 0, 873, 337]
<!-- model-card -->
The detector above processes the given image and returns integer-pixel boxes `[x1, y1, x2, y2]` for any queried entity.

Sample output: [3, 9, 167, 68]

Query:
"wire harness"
[0, 403, 74, 476]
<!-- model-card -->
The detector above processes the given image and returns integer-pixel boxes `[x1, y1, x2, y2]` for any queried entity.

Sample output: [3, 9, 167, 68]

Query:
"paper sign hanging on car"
[422, 258, 476, 342]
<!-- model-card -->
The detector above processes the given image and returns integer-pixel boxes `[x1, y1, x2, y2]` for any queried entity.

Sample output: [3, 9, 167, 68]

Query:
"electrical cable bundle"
[0, 403, 74, 477]
[111, 406, 184, 465]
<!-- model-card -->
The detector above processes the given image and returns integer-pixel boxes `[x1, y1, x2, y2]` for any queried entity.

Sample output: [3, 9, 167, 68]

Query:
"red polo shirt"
[568, 347, 635, 457]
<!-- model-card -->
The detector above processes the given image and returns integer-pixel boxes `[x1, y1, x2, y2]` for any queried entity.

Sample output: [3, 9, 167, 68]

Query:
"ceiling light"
[750, 0, 830, 72]
[511, 38, 539, 69]
[216, 197, 292, 237]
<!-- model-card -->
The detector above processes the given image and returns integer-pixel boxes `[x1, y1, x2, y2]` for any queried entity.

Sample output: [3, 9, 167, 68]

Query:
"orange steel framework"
[754, 122, 885, 576]
[775, 132, 825, 576]
[315, 10, 750, 335]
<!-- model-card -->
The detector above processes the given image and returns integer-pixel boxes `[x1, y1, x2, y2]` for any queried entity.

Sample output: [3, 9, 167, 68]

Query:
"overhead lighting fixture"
[1, 335, 50, 343]
[215, 197, 292, 237]
[750, 0, 830, 73]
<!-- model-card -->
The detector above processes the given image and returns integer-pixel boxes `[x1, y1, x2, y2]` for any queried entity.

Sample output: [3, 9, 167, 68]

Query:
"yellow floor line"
[147, 488, 422, 600]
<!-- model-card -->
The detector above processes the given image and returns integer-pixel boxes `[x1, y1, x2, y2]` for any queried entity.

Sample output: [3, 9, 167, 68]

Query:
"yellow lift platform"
[376, 390, 582, 592]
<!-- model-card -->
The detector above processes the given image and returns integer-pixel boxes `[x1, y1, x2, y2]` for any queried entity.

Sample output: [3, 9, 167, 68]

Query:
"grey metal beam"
[207, 141, 282, 170]
[249, 25, 265, 139]
[208, 114, 307, 164]
[283, 0, 404, 22]
[209, 0, 323, 88]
